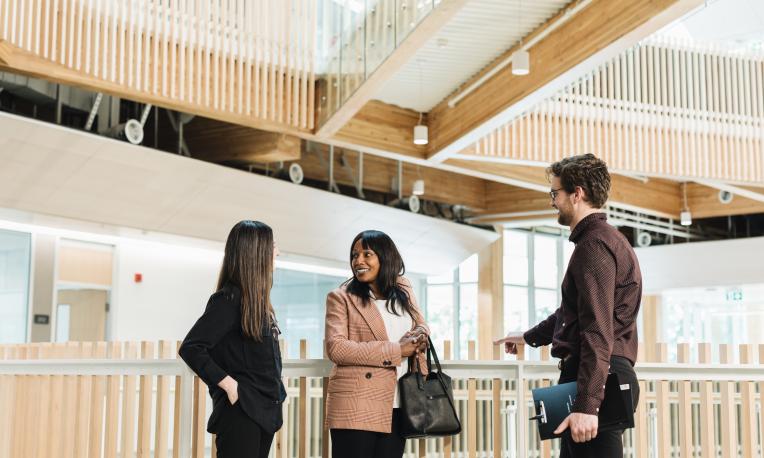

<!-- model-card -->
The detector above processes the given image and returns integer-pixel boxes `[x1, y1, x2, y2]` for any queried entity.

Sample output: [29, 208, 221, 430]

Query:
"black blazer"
[178, 283, 286, 434]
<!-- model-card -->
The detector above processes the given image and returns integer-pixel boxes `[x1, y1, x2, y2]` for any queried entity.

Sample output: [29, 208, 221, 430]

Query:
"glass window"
[427, 271, 454, 284]
[458, 283, 477, 359]
[0, 229, 31, 343]
[503, 231, 528, 285]
[426, 284, 454, 353]
[534, 289, 559, 324]
[271, 268, 347, 358]
[533, 235, 558, 289]
[563, 240, 575, 271]
[503, 229, 572, 360]
[659, 284, 764, 361]
[504, 286, 529, 332]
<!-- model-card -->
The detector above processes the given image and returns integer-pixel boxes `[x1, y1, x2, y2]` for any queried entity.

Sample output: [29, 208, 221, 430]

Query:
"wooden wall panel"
[57, 243, 113, 287]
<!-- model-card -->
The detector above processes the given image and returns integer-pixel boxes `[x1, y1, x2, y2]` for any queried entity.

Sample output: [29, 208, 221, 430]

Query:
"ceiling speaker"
[288, 163, 304, 184]
[102, 119, 144, 145]
[636, 232, 652, 248]
[718, 190, 733, 204]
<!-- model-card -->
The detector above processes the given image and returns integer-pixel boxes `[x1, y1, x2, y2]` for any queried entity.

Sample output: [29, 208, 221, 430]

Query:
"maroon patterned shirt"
[523, 213, 642, 415]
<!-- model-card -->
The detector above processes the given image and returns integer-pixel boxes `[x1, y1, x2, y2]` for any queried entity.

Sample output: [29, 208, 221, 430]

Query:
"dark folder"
[530, 372, 634, 440]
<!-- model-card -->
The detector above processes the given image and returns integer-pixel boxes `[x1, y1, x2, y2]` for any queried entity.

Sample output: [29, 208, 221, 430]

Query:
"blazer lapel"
[349, 295, 389, 341]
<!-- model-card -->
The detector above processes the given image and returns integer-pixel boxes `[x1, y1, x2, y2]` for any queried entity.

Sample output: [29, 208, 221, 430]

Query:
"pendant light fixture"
[680, 182, 692, 226]
[413, 58, 428, 145]
[512, 0, 530, 76]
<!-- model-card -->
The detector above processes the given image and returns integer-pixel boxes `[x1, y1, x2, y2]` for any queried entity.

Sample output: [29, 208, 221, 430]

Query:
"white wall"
[636, 236, 764, 293]
[111, 239, 222, 342]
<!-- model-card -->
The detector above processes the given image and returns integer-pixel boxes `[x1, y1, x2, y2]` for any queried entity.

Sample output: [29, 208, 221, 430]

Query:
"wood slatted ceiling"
[467, 41, 764, 184]
[0, 0, 316, 130]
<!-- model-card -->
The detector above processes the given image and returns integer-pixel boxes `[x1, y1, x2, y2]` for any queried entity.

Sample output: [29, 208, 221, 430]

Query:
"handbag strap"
[431, 365, 461, 428]
[425, 336, 458, 417]
[426, 336, 443, 373]
[408, 353, 425, 389]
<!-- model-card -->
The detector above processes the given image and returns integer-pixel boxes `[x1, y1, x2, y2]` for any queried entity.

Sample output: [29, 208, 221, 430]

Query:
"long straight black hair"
[343, 230, 413, 317]
[217, 220, 275, 341]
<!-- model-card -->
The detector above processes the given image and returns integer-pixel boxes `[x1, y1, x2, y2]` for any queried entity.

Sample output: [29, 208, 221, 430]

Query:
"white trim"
[3, 358, 763, 382]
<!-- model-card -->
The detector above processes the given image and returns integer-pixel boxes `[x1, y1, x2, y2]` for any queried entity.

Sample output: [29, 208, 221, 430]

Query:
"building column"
[30, 234, 56, 342]
[641, 295, 661, 361]
[478, 232, 504, 360]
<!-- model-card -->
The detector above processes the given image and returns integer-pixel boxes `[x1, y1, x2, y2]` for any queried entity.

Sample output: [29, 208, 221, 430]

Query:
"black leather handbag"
[398, 336, 462, 438]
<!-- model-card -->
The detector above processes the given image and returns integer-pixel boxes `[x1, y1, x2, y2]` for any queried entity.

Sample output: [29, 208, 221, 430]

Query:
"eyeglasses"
[549, 187, 564, 200]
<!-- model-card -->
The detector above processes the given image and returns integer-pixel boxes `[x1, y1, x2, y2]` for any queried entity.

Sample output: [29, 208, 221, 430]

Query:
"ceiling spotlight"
[413, 124, 428, 145]
[412, 179, 425, 196]
[511, 49, 530, 76]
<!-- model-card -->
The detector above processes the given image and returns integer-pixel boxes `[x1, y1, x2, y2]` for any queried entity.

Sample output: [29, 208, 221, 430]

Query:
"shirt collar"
[568, 212, 607, 243]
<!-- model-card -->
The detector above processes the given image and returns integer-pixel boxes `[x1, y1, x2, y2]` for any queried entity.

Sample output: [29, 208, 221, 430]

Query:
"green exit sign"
[726, 289, 743, 301]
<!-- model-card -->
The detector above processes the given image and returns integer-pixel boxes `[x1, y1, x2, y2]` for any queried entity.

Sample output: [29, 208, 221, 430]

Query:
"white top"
[374, 297, 413, 408]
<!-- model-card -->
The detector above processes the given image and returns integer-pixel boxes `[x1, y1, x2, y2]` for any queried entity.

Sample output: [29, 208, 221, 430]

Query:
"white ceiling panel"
[376, 0, 571, 112]
[0, 112, 498, 274]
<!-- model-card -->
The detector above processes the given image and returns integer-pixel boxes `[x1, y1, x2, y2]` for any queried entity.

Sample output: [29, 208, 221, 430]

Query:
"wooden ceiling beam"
[687, 183, 764, 219]
[424, 0, 703, 162]
[184, 118, 301, 163]
[331, 100, 428, 161]
[445, 159, 683, 218]
[315, 0, 469, 137]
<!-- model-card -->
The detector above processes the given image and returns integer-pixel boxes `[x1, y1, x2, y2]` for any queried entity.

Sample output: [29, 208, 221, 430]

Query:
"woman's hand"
[218, 375, 239, 405]
[404, 326, 428, 354]
[399, 335, 424, 358]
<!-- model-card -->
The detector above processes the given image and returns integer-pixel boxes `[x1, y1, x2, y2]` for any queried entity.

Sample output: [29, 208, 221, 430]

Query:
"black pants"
[558, 355, 639, 458]
[330, 409, 406, 458]
[215, 403, 274, 458]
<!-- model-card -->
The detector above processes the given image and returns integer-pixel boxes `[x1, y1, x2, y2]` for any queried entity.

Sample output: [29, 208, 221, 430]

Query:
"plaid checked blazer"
[324, 277, 429, 433]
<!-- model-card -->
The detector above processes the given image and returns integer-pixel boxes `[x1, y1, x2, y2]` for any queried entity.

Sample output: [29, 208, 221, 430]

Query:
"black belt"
[557, 354, 575, 370]
[557, 354, 632, 371]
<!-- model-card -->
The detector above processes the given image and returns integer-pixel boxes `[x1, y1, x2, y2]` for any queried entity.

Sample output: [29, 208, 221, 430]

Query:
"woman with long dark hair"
[324, 230, 430, 458]
[179, 220, 286, 458]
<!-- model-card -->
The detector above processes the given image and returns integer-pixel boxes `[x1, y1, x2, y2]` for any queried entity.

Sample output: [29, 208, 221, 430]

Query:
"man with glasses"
[495, 153, 642, 457]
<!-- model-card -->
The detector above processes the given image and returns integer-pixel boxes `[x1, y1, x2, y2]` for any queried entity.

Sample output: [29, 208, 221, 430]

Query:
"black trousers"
[558, 355, 640, 458]
[330, 409, 406, 458]
[215, 402, 274, 458]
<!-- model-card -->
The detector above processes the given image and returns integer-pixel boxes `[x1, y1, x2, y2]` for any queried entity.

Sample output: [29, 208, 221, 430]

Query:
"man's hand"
[554, 412, 598, 442]
[493, 332, 525, 354]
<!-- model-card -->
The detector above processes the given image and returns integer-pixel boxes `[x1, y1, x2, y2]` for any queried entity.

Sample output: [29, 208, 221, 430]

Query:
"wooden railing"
[2, 340, 764, 458]
[0, 0, 316, 130]
[466, 40, 764, 185]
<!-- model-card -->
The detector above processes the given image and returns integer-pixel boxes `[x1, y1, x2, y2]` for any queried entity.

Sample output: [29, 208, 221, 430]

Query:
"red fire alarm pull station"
[134, 273, 143, 283]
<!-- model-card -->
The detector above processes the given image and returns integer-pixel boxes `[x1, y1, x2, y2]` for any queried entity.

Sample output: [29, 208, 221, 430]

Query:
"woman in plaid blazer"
[324, 230, 430, 458]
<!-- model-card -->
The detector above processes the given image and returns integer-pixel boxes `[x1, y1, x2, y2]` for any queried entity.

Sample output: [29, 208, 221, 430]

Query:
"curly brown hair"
[546, 154, 611, 208]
